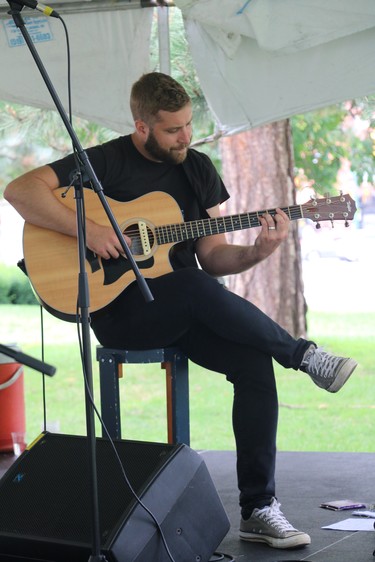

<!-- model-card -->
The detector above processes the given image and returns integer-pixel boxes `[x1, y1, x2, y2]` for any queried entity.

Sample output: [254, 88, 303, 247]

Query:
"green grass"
[0, 305, 374, 452]
[276, 311, 375, 452]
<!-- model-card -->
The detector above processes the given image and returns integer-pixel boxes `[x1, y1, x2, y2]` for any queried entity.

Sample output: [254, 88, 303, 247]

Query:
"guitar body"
[23, 189, 183, 321]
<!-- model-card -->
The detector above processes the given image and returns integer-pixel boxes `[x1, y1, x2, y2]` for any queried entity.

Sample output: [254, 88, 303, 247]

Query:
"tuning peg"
[324, 192, 332, 204]
[345, 220, 349, 227]
[331, 220, 334, 228]
[315, 222, 321, 229]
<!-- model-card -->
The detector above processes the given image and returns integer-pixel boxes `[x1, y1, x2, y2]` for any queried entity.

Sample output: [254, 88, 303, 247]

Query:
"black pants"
[92, 268, 312, 515]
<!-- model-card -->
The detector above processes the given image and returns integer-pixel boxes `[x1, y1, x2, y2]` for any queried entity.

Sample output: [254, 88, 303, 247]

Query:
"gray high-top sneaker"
[301, 345, 357, 392]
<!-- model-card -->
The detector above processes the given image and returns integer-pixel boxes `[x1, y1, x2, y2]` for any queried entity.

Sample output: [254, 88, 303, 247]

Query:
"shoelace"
[256, 500, 297, 532]
[305, 347, 342, 379]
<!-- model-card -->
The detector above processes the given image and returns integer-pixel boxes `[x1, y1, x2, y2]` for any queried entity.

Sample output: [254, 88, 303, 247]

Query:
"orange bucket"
[0, 345, 26, 453]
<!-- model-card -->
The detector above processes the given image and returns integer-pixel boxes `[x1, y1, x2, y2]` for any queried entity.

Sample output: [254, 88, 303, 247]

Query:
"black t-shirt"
[49, 135, 229, 269]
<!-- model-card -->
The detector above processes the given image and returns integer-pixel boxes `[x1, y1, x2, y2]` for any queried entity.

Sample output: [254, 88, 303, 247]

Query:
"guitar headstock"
[301, 193, 357, 228]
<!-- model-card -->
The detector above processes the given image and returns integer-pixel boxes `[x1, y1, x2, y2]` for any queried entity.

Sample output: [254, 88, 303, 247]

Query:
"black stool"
[96, 346, 190, 445]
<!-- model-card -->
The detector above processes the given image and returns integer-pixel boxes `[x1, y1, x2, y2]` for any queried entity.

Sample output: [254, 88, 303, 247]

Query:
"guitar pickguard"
[102, 255, 154, 285]
[85, 248, 154, 285]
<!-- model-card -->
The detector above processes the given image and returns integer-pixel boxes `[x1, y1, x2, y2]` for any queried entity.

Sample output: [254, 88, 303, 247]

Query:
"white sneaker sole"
[239, 530, 311, 549]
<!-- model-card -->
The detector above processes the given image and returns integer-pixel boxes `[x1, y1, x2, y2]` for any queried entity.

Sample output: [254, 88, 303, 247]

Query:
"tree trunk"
[219, 120, 307, 338]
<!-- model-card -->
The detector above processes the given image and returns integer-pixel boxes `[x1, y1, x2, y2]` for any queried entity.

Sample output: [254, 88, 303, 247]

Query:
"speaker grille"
[0, 433, 180, 546]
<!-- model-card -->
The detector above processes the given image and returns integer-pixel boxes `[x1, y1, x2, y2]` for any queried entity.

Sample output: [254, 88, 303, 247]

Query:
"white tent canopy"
[0, 0, 153, 132]
[176, 0, 375, 135]
[0, 0, 375, 134]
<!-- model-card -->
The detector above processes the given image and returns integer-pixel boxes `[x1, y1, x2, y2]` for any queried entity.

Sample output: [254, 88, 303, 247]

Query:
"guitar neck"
[155, 204, 303, 245]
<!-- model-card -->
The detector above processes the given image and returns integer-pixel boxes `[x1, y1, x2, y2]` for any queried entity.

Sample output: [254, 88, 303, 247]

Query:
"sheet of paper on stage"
[322, 518, 375, 531]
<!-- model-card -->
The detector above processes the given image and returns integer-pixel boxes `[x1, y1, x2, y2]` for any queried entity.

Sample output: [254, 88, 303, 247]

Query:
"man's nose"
[178, 127, 191, 144]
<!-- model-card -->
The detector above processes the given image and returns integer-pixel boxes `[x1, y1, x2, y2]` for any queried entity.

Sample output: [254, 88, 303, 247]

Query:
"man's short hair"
[130, 72, 191, 124]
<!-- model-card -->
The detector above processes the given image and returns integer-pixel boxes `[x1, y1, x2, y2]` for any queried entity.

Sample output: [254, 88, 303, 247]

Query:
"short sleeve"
[182, 149, 229, 211]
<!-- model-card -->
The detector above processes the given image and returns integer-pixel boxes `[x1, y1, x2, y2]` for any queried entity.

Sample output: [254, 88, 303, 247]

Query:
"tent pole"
[158, 3, 171, 75]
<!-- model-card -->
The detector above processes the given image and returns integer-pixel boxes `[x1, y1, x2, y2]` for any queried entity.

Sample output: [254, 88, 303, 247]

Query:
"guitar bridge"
[139, 221, 152, 256]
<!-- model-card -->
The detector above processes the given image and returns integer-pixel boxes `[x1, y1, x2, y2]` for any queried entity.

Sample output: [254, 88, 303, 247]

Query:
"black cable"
[76, 314, 177, 562]
[71, 176, 176, 560]
[210, 554, 235, 562]
[56, 12, 177, 560]
[39, 304, 47, 432]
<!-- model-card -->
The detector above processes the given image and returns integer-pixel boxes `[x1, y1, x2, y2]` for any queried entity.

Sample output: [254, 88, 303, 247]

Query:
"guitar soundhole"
[124, 223, 155, 257]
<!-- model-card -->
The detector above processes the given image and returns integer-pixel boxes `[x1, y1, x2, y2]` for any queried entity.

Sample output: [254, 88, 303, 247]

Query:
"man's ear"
[134, 119, 149, 139]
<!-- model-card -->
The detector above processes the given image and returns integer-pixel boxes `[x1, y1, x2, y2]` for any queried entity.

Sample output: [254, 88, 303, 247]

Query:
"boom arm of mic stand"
[0, 343, 56, 376]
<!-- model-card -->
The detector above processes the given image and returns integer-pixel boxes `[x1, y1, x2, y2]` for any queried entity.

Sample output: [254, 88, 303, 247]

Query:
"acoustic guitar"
[23, 188, 356, 321]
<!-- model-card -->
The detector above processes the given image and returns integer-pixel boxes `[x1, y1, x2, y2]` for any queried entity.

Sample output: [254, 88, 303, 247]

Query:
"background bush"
[0, 264, 37, 304]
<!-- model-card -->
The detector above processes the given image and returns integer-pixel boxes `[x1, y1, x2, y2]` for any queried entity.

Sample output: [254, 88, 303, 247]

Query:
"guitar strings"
[117, 200, 346, 247]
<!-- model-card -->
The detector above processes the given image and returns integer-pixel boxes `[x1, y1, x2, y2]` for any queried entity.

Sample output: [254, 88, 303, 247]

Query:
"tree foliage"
[291, 97, 375, 194]
[0, 101, 117, 195]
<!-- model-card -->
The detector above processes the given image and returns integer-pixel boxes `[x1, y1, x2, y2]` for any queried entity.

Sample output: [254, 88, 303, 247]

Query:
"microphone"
[8, 0, 59, 18]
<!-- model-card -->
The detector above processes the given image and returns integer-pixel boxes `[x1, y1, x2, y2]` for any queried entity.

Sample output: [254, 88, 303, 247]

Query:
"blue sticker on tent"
[4, 16, 53, 47]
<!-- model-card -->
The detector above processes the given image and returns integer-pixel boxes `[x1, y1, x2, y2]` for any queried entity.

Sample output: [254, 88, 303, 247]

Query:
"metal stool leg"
[164, 349, 190, 446]
[97, 350, 122, 440]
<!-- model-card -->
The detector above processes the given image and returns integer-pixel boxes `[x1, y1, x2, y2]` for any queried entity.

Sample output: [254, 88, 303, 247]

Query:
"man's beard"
[144, 130, 190, 165]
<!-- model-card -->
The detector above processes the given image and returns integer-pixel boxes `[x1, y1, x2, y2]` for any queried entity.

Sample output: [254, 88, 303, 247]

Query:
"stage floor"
[202, 450, 374, 562]
[0, 448, 374, 561]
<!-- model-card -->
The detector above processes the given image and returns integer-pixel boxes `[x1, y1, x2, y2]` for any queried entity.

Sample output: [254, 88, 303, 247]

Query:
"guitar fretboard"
[155, 205, 303, 245]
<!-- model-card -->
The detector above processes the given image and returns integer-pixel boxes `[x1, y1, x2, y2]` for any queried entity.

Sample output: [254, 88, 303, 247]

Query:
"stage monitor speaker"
[0, 432, 230, 562]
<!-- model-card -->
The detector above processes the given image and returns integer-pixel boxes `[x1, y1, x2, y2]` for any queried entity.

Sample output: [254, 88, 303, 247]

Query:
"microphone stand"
[7, 4, 154, 561]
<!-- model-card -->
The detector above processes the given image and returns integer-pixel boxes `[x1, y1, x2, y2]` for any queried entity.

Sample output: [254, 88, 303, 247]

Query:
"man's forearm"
[199, 243, 266, 277]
